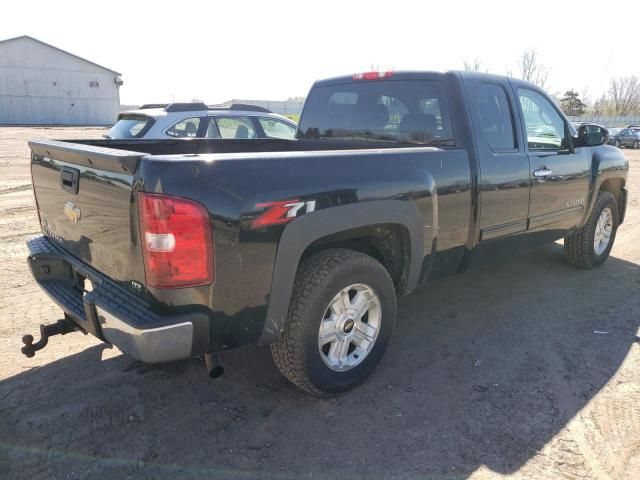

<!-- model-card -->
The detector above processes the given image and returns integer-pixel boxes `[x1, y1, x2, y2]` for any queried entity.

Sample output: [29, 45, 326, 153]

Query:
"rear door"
[465, 78, 530, 241]
[514, 86, 590, 231]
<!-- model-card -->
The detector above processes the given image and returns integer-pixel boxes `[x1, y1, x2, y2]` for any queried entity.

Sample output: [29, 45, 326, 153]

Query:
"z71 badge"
[251, 199, 316, 229]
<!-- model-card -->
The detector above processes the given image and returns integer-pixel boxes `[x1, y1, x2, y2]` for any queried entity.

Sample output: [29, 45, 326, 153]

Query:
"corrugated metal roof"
[0, 35, 121, 75]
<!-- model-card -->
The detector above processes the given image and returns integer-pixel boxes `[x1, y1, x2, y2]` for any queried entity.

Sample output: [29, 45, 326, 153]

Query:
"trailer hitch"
[21, 318, 78, 358]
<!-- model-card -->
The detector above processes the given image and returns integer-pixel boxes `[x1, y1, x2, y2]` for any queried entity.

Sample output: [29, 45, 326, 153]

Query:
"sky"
[3, 0, 639, 105]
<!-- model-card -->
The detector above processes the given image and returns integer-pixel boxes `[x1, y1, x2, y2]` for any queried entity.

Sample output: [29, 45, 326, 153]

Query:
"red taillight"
[352, 71, 394, 81]
[138, 192, 214, 288]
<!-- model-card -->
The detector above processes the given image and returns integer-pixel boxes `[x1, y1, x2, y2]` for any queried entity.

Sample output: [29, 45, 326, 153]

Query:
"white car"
[107, 103, 298, 140]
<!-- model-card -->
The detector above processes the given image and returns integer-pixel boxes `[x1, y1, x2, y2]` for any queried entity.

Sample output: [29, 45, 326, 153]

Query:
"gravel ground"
[0, 127, 639, 480]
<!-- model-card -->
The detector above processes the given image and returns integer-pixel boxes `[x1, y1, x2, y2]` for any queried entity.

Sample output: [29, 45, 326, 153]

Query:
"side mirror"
[576, 124, 609, 147]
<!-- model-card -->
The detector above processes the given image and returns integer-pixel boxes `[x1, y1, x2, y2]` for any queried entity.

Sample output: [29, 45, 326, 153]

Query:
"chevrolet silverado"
[23, 71, 628, 396]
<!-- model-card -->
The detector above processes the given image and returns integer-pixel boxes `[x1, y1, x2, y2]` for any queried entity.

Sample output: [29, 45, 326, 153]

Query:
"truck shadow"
[1, 243, 638, 480]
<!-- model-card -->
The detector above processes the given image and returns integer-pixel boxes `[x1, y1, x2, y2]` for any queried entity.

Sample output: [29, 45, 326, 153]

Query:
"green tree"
[559, 90, 587, 115]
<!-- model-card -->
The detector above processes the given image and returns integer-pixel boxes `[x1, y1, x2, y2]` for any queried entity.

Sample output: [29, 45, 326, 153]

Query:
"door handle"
[534, 168, 552, 178]
[60, 167, 80, 194]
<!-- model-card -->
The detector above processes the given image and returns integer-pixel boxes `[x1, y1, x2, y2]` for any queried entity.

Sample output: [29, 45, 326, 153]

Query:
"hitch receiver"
[21, 318, 78, 358]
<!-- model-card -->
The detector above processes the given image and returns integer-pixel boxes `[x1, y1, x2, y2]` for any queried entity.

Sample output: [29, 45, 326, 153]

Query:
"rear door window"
[476, 83, 516, 151]
[166, 117, 201, 138]
[298, 79, 455, 146]
[215, 117, 257, 139]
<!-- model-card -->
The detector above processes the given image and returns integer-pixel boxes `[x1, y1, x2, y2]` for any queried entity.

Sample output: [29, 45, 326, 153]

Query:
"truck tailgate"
[29, 139, 146, 285]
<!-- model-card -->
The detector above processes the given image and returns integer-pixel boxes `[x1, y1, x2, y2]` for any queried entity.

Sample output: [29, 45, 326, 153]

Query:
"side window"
[258, 118, 296, 139]
[518, 89, 567, 150]
[476, 83, 516, 151]
[215, 117, 257, 139]
[166, 117, 201, 138]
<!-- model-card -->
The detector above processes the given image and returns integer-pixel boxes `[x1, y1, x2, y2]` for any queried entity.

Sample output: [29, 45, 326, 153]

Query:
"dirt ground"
[0, 127, 639, 480]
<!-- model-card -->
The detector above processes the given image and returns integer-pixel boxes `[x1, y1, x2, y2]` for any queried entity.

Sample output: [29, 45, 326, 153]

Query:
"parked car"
[607, 127, 623, 145]
[24, 71, 628, 396]
[107, 103, 298, 140]
[613, 127, 640, 148]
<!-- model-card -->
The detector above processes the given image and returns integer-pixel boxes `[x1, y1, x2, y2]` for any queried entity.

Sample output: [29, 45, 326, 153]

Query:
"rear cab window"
[107, 115, 153, 139]
[298, 79, 455, 146]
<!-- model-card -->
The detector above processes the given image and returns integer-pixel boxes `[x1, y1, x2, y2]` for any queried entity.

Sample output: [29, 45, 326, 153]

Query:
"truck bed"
[65, 137, 418, 156]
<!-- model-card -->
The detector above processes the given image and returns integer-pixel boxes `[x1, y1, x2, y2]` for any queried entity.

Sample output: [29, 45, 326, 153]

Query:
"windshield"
[107, 115, 153, 139]
[298, 80, 455, 146]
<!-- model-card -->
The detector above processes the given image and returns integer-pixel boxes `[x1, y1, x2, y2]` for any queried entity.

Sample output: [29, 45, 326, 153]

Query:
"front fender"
[581, 145, 628, 228]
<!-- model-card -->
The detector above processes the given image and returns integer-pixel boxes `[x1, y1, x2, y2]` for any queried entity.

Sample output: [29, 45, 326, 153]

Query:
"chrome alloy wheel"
[594, 207, 613, 256]
[317, 283, 382, 372]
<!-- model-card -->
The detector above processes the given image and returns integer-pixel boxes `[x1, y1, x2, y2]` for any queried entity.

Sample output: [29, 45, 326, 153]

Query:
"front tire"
[564, 191, 619, 269]
[271, 249, 396, 396]
[634, 140, 639, 149]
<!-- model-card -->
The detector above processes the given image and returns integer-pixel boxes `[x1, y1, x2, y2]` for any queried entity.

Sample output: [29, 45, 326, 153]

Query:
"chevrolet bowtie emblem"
[64, 201, 81, 223]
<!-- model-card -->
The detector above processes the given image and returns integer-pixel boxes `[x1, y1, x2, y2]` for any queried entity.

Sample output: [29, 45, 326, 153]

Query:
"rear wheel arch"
[258, 200, 425, 345]
[301, 224, 410, 294]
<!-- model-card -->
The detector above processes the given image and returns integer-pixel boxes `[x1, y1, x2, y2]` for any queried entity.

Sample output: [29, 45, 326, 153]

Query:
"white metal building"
[0, 35, 122, 125]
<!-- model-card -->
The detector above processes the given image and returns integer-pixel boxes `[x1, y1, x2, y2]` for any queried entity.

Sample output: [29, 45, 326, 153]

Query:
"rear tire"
[271, 248, 396, 396]
[564, 191, 618, 269]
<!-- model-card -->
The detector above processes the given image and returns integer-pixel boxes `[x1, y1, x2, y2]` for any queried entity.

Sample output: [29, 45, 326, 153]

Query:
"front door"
[516, 87, 590, 232]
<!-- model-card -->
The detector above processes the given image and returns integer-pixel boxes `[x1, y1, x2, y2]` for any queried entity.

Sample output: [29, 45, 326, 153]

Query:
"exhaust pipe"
[204, 351, 224, 379]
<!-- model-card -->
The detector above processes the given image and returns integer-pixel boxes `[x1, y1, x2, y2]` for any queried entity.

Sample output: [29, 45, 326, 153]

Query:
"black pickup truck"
[24, 71, 628, 396]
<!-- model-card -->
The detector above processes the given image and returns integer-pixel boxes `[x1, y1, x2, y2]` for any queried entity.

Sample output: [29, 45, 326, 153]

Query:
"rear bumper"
[27, 236, 208, 363]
